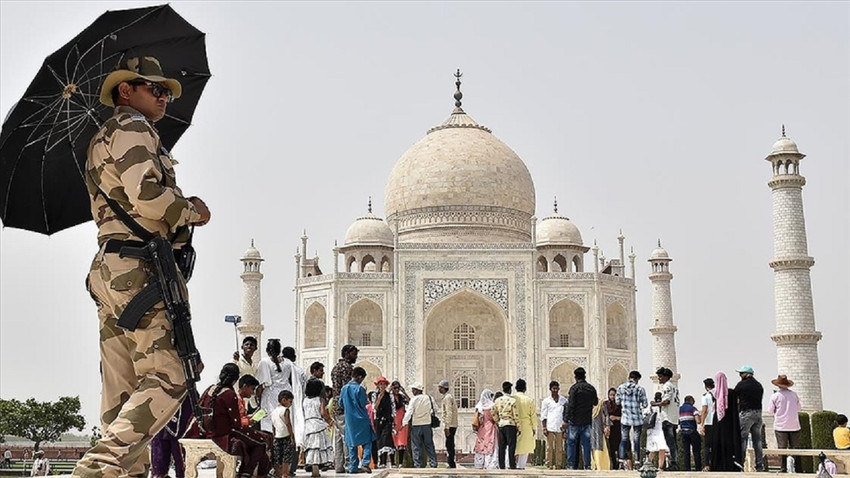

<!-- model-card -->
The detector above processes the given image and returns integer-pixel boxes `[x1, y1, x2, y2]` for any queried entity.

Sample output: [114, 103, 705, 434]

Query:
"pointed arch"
[553, 254, 568, 272]
[348, 298, 382, 346]
[425, 290, 506, 405]
[380, 256, 391, 272]
[362, 254, 376, 272]
[608, 363, 628, 392]
[549, 299, 584, 347]
[550, 361, 580, 388]
[606, 302, 628, 350]
[304, 302, 327, 349]
[357, 360, 382, 393]
[572, 255, 583, 272]
[537, 255, 548, 272]
[347, 256, 357, 273]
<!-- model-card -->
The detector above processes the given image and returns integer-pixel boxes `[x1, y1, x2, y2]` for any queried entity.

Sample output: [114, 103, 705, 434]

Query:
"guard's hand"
[233, 351, 240, 361]
[189, 196, 211, 226]
[444, 428, 450, 437]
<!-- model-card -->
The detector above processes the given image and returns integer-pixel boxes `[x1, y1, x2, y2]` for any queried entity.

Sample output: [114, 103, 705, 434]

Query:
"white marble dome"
[343, 212, 393, 247]
[243, 242, 261, 259]
[536, 213, 583, 246]
[650, 246, 670, 260]
[384, 107, 536, 242]
[770, 136, 800, 155]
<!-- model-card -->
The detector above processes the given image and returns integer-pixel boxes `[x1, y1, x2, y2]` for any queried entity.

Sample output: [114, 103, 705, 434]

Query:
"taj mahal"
[232, 72, 824, 451]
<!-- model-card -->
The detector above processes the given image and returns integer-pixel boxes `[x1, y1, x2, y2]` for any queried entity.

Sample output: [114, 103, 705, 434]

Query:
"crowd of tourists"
[147, 337, 849, 477]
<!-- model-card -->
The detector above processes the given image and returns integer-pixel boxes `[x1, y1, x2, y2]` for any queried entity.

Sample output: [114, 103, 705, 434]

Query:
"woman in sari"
[472, 389, 498, 469]
[709, 371, 742, 472]
[590, 398, 610, 470]
[390, 381, 410, 466]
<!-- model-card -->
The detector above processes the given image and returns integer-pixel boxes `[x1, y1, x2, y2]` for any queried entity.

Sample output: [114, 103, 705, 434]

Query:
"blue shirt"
[679, 403, 698, 431]
[340, 380, 376, 446]
[615, 380, 648, 426]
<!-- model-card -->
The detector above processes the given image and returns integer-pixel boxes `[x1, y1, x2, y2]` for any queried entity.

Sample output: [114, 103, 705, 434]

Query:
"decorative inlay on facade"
[536, 272, 635, 285]
[548, 356, 588, 370]
[338, 272, 394, 280]
[397, 242, 533, 250]
[404, 260, 528, 382]
[604, 295, 628, 308]
[389, 205, 533, 235]
[359, 356, 384, 368]
[546, 293, 586, 309]
[605, 357, 631, 370]
[296, 275, 334, 286]
[345, 293, 385, 309]
[303, 296, 327, 311]
[424, 279, 508, 312]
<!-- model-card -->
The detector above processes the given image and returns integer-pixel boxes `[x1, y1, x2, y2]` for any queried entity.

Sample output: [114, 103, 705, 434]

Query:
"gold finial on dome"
[368, 196, 372, 214]
[781, 124, 786, 137]
[454, 68, 463, 108]
[553, 196, 558, 214]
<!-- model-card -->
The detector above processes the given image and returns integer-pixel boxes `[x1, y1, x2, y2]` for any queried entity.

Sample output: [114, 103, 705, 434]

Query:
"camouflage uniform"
[73, 105, 202, 478]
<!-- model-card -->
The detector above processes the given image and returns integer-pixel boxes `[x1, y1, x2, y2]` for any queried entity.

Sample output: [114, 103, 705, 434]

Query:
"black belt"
[103, 239, 147, 255]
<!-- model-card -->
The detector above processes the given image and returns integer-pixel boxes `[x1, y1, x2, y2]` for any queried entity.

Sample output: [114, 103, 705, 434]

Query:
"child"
[303, 378, 334, 477]
[835, 414, 850, 450]
[646, 392, 669, 469]
[679, 395, 702, 471]
[272, 390, 295, 478]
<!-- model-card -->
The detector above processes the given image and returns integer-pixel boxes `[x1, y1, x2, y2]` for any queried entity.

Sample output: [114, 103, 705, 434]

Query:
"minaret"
[766, 127, 823, 411]
[648, 240, 678, 382]
[239, 239, 265, 355]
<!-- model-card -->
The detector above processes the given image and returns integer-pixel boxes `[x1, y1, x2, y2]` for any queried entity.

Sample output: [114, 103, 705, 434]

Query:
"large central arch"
[424, 290, 507, 409]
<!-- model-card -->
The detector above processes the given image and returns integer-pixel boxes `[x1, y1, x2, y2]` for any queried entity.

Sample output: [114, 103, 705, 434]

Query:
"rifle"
[117, 237, 209, 428]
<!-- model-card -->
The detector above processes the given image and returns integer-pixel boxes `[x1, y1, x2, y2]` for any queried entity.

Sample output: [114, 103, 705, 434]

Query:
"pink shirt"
[768, 388, 801, 431]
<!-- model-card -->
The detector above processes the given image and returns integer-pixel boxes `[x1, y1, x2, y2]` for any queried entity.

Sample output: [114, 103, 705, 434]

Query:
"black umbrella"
[0, 4, 210, 235]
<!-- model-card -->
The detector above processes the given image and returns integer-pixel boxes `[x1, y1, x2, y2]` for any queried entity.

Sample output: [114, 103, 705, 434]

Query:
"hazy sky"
[1, 1, 848, 431]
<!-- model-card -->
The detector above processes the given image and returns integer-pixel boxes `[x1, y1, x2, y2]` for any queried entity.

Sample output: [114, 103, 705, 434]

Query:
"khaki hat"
[410, 382, 423, 391]
[100, 56, 182, 107]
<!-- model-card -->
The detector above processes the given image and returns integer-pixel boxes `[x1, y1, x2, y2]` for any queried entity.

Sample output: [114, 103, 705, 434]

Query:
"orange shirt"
[238, 395, 250, 427]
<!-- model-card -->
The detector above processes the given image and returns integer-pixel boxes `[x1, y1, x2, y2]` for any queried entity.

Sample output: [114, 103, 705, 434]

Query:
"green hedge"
[811, 410, 838, 450]
[798, 411, 814, 472]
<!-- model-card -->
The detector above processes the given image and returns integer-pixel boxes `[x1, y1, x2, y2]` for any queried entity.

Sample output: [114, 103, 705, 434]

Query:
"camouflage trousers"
[73, 247, 187, 478]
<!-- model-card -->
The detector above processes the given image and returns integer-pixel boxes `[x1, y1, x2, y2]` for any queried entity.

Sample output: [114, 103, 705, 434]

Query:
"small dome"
[343, 213, 394, 247]
[536, 213, 583, 246]
[770, 136, 799, 155]
[650, 247, 670, 260]
[243, 241, 262, 260]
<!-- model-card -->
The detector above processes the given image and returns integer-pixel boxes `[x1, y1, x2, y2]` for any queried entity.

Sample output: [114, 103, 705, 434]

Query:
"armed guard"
[73, 56, 211, 478]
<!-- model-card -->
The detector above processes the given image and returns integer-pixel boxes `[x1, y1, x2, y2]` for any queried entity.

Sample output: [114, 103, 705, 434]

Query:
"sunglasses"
[129, 80, 173, 102]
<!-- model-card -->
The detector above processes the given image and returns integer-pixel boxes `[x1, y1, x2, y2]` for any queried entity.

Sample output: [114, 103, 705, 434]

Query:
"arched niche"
[549, 299, 584, 347]
[424, 290, 506, 398]
[606, 302, 628, 350]
[550, 361, 580, 388]
[304, 302, 326, 349]
[348, 298, 383, 346]
[608, 363, 628, 392]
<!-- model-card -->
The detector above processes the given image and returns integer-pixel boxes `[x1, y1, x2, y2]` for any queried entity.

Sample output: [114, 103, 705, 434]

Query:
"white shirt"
[658, 381, 679, 425]
[540, 395, 567, 432]
[403, 394, 434, 427]
[272, 404, 291, 439]
[701, 390, 715, 426]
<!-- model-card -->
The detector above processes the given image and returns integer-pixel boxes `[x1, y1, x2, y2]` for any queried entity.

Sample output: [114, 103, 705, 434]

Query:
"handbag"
[643, 410, 657, 428]
[429, 396, 441, 428]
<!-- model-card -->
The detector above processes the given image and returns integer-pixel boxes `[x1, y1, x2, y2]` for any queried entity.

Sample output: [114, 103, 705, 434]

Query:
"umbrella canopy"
[0, 4, 210, 235]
